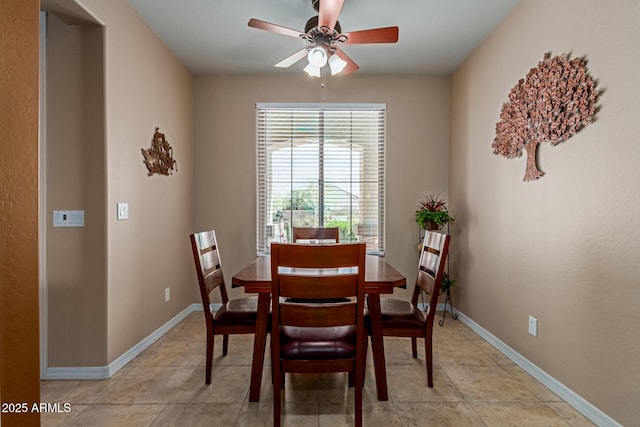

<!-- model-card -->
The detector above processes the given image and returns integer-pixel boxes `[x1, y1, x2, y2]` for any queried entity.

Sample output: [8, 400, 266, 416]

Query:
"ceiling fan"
[248, 0, 399, 77]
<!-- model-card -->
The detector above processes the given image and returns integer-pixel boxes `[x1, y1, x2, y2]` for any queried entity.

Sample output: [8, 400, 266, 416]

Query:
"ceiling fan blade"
[318, 0, 344, 32]
[275, 49, 308, 68]
[343, 27, 399, 44]
[334, 48, 359, 75]
[248, 18, 303, 38]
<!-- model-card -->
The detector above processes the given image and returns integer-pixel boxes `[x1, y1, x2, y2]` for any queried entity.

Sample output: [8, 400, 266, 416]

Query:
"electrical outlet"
[528, 316, 538, 336]
[164, 288, 170, 302]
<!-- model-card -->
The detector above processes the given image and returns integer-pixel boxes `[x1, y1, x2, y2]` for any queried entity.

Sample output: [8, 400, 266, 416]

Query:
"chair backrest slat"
[203, 267, 224, 295]
[274, 242, 358, 268]
[279, 275, 358, 299]
[292, 227, 340, 243]
[280, 302, 356, 327]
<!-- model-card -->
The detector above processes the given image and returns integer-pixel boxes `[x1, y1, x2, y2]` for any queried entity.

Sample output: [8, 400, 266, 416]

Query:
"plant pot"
[423, 220, 442, 231]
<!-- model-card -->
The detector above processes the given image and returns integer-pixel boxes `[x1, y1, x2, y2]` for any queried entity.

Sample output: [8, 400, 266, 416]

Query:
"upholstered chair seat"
[379, 299, 426, 330]
[280, 325, 357, 359]
[214, 297, 261, 325]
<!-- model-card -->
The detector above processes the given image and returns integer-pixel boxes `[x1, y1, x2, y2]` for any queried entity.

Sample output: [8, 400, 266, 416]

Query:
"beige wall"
[88, 0, 195, 363]
[193, 74, 450, 299]
[450, 0, 640, 424]
[44, 0, 196, 367]
[46, 13, 107, 366]
[0, 0, 41, 425]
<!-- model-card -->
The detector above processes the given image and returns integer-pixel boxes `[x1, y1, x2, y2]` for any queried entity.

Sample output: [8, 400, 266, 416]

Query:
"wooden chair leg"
[411, 337, 418, 358]
[222, 334, 229, 355]
[425, 337, 433, 388]
[355, 332, 365, 427]
[355, 367, 363, 427]
[205, 334, 214, 385]
[361, 336, 368, 382]
[273, 367, 282, 426]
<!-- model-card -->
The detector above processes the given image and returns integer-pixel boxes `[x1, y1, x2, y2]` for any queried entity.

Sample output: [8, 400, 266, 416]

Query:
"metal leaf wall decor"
[492, 52, 600, 181]
[141, 127, 178, 176]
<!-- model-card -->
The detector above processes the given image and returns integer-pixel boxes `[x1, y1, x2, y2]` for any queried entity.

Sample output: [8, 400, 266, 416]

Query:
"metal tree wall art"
[141, 127, 178, 176]
[492, 52, 599, 181]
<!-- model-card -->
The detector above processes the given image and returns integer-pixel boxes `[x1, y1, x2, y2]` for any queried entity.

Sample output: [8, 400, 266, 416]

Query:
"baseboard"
[43, 304, 201, 380]
[455, 310, 622, 427]
[43, 366, 109, 380]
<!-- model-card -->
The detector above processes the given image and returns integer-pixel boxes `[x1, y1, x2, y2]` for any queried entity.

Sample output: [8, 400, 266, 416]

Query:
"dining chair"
[292, 226, 339, 243]
[189, 229, 260, 385]
[270, 242, 367, 427]
[377, 230, 450, 387]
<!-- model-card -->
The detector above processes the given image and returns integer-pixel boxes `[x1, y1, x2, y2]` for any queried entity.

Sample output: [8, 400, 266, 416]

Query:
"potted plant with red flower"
[415, 194, 454, 231]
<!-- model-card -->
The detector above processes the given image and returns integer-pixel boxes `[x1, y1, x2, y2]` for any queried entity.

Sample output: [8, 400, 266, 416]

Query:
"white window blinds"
[256, 103, 385, 254]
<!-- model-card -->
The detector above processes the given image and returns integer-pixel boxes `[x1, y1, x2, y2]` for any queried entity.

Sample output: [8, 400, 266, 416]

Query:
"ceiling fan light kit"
[328, 54, 347, 75]
[304, 62, 322, 77]
[307, 46, 328, 67]
[248, 0, 398, 77]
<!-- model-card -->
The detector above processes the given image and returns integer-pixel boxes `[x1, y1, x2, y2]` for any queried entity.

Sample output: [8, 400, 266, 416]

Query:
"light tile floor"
[41, 311, 596, 426]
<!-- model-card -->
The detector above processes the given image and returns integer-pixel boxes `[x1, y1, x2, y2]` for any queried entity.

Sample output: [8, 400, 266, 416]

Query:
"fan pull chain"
[321, 66, 327, 105]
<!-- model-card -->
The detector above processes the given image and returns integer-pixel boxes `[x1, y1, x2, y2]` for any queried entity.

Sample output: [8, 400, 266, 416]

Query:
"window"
[256, 103, 385, 254]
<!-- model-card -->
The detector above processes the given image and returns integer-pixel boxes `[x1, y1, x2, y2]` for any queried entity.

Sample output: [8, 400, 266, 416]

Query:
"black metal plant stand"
[439, 286, 458, 326]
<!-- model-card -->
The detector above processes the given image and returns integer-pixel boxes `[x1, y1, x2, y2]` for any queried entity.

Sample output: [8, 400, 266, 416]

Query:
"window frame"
[256, 103, 386, 255]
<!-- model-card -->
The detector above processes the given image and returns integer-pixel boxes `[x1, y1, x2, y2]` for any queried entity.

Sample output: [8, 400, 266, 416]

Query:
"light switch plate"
[528, 316, 538, 336]
[53, 210, 84, 227]
[117, 203, 129, 220]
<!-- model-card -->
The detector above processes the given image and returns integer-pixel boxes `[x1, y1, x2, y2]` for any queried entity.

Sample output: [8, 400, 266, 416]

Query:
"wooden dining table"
[231, 254, 406, 402]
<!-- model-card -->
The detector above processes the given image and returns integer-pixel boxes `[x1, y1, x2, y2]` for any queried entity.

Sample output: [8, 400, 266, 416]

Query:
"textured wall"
[450, 0, 640, 424]
[0, 0, 41, 425]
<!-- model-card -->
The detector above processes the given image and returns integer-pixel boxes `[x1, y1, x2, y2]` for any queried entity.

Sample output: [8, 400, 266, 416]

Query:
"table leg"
[248, 293, 270, 402]
[367, 294, 388, 401]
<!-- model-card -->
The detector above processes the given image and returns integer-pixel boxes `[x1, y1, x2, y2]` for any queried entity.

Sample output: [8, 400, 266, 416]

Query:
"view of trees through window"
[257, 104, 385, 254]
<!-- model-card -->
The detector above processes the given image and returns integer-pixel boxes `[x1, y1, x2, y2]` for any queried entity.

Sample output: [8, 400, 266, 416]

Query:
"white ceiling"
[127, 0, 520, 75]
